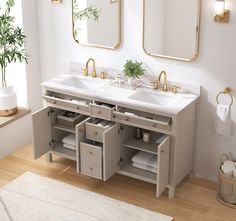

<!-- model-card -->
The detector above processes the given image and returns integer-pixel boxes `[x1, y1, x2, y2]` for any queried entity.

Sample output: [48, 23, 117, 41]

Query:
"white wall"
[22, 0, 42, 112]
[36, 0, 236, 181]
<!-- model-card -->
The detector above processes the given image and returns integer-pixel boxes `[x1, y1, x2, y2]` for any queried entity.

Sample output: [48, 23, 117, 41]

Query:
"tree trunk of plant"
[1, 66, 7, 88]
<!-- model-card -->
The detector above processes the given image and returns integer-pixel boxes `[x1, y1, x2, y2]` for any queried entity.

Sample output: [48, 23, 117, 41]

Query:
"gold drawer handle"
[89, 151, 93, 155]
[97, 110, 102, 115]
[94, 131, 98, 135]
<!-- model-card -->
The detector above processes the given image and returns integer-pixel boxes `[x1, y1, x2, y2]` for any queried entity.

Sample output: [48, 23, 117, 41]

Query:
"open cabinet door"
[32, 107, 51, 159]
[103, 123, 121, 181]
[156, 135, 170, 197]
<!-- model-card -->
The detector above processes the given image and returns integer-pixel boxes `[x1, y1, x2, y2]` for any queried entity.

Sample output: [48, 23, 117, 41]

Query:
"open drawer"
[89, 102, 115, 120]
[86, 119, 115, 143]
[113, 107, 172, 131]
[42, 91, 90, 115]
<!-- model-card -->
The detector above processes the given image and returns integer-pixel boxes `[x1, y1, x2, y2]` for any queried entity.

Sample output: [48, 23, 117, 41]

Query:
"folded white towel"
[132, 162, 157, 173]
[132, 151, 157, 169]
[63, 143, 76, 151]
[62, 134, 76, 146]
[215, 104, 231, 136]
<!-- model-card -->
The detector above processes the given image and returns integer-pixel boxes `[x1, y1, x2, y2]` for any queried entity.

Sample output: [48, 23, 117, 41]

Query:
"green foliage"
[73, 0, 102, 38]
[0, 0, 28, 88]
[123, 60, 145, 78]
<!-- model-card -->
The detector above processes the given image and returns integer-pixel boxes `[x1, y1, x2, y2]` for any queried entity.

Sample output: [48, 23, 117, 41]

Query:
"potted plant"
[123, 60, 145, 87]
[0, 0, 28, 116]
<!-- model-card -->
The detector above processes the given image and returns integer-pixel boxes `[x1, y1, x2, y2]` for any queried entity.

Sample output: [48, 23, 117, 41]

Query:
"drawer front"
[86, 122, 106, 142]
[43, 95, 89, 114]
[80, 142, 102, 163]
[81, 159, 102, 180]
[89, 103, 114, 120]
[114, 111, 171, 131]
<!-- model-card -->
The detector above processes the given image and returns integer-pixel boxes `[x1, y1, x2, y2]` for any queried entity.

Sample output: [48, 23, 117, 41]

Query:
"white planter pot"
[127, 77, 136, 87]
[0, 85, 18, 116]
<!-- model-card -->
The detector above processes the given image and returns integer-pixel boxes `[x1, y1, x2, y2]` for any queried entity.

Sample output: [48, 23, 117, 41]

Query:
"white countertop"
[42, 72, 199, 116]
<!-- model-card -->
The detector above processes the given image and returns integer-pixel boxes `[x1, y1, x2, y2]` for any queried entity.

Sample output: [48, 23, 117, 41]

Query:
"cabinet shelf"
[51, 143, 76, 161]
[117, 161, 156, 184]
[122, 133, 164, 155]
[53, 123, 75, 133]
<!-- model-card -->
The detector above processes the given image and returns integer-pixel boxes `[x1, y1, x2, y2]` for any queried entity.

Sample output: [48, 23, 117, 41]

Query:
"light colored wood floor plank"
[0, 144, 234, 221]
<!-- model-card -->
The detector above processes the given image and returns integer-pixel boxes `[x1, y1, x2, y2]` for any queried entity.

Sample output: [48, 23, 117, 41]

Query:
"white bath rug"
[0, 172, 173, 221]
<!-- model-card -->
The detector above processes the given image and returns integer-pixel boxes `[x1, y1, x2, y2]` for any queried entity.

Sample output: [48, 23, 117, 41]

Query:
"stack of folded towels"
[62, 134, 76, 150]
[132, 151, 157, 173]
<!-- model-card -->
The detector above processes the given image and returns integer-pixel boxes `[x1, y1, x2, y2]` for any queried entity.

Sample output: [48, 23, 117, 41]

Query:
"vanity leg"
[168, 186, 175, 199]
[47, 152, 52, 162]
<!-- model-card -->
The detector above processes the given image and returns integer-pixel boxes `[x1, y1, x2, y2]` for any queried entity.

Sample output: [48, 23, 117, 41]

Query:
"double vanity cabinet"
[32, 73, 199, 199]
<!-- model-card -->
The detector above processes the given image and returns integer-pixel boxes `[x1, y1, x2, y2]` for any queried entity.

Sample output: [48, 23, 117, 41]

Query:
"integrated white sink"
[59, 75, 109, 91]
[129, 89, 180, 106]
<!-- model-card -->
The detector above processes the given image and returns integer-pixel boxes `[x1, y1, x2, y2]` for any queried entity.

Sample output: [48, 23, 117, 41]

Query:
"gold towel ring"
[216, 87, 233, 107]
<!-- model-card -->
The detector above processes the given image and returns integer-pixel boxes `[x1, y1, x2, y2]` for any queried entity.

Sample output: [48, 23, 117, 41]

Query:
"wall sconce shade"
[51, 0, 62, 3]
[214, 0, 230, 23]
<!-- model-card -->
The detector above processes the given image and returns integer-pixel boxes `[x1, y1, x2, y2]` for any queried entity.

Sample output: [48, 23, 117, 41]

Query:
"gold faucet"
[158, 71, 168, 91]
[83, 58, 97, 77]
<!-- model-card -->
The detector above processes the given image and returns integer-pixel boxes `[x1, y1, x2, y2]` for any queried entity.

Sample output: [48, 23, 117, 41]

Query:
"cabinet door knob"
[77, 106, 80, 109]
[97, 110, 102, 115]
[89, 151, 93, 155]
[161, 149, 165, 153]
[94, 131, 98, 135]
[79, 129, 83, 133]
[126, 117, 129, 121]
[90, 167, 93, 171]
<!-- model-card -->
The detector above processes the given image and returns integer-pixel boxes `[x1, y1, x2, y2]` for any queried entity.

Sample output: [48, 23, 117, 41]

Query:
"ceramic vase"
[0, 85, 18, 116]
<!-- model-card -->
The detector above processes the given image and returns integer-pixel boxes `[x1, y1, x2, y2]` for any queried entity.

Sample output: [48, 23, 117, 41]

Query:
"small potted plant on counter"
[0, 0, 28, 116]
[123, 59, 145, 87]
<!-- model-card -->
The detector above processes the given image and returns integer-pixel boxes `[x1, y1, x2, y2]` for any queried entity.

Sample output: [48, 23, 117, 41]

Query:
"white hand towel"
[132, 162, 157, 173]
[132, 151, 157, 169]
[62, 134, 76, 146]
[215, 104, 231, 136]
[63, 143, 76, 151]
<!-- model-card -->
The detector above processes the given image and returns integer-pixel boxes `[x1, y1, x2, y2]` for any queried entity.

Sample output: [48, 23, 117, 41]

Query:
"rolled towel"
[62, 134, 76, 146]
[215, 104, 231, 136]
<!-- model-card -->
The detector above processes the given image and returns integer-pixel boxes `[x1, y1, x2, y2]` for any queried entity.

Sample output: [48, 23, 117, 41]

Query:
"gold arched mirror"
[143, 0, 201, 62]
[72, 0, 121, 49]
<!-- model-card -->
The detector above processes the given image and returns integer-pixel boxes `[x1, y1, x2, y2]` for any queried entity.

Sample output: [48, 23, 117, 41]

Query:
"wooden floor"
[0, 145, 235, 221]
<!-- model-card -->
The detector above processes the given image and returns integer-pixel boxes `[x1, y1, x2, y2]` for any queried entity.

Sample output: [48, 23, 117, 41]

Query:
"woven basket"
[217, 169, 236, 208]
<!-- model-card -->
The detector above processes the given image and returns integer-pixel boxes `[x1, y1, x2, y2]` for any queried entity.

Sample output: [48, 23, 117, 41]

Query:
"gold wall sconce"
[51, 0, 62, 4]
[214, 0, 230, 23]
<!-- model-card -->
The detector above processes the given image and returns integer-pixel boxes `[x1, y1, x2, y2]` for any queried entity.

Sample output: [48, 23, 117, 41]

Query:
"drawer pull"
[77, 106, 80, 110]
[126, 117, 130, 121]
[161, 149, 165, 153]
[53, 101, 57, 104]
[94, 131, 98, 135]
[97, 110, 102, 115]
[89, 151, 93, 155]
[79, 129, 83, 133]
[90, 167, 93, 171]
